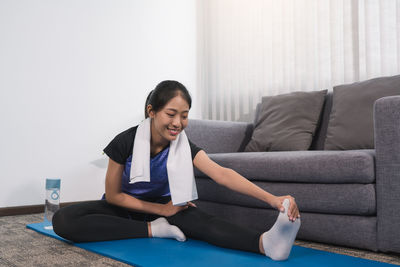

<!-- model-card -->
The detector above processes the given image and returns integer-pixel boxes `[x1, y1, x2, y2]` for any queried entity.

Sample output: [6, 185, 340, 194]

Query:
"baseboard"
[0, 201, 85, 216]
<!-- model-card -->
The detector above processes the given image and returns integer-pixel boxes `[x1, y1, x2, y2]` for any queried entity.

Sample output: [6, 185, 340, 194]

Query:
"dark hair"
[144, 80, 192, 118]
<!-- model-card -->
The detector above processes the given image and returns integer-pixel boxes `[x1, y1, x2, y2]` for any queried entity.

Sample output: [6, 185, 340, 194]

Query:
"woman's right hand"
[162, 200, 189, 217]
[270, 195, 300, 222]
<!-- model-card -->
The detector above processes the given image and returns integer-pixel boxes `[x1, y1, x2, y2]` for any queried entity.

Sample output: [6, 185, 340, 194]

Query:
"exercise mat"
[27, 222, 395, 267]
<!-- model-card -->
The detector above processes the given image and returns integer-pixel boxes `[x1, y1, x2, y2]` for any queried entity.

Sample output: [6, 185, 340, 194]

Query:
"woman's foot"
[260, 199, 301, 260]
[149, 217, 186, 242]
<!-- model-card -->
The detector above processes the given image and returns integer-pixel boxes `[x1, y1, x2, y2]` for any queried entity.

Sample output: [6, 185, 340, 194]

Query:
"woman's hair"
[144, 80, 192, 118]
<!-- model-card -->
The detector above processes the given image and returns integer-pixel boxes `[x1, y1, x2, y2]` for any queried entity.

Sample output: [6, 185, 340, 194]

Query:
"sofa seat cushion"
[195, 150, 375, 183]
[196, 179, 376, 215]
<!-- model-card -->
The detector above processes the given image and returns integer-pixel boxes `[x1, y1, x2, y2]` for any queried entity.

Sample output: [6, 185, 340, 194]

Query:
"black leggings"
[52, 197, 262, 253]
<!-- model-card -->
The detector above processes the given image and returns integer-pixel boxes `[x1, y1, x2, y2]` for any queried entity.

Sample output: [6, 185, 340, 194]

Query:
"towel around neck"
[129, 118, 198, 206]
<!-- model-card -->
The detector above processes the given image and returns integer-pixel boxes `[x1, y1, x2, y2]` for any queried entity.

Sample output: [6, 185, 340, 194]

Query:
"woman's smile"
[167, 127, 180, 136]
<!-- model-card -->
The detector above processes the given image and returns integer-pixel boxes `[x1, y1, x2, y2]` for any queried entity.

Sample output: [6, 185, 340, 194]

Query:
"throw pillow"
[245, 90, 327, 152]
[324, 75, 400, 150]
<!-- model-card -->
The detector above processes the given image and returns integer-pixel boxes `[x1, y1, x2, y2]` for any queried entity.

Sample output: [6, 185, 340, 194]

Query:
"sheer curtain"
[197, 0, 400, 122]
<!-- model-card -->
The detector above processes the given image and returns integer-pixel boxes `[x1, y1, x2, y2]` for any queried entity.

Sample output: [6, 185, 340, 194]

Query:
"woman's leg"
[165, 206, 262, 253]
[52, 200, 150, 242]
[167, 199, 301, 261]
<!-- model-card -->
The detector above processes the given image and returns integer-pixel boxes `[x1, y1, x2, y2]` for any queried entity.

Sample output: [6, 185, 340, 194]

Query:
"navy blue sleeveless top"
[121, 146, 171, 199]
[102, 125, 202, 200]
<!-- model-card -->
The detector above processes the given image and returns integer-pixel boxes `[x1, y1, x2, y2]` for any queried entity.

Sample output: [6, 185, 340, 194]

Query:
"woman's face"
[148, 94, 190, 144]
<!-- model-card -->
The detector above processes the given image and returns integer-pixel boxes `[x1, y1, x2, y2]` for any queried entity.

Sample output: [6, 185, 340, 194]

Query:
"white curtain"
[197, 0, 400, 122]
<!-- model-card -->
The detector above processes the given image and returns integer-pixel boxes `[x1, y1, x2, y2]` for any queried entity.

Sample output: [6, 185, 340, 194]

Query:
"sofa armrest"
[374, 95, 400, 253]
[185, 119, 253, 153]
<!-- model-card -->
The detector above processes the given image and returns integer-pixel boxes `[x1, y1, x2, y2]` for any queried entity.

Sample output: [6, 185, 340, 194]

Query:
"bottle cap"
[46, 178, 61, 189]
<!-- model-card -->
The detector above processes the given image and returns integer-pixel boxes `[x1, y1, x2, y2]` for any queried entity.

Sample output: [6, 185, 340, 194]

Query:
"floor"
[0, 213, 399, 266]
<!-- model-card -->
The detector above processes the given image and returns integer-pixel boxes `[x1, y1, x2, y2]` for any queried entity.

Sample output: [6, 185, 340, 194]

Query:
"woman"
[53, 80, 301, 261]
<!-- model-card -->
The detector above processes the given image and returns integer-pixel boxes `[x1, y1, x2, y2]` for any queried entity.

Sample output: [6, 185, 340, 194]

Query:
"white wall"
[0, 0, 198, 208]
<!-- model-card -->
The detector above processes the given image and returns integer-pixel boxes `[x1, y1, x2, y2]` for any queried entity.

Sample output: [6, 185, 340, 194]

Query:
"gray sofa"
[185, 93, 400, 253]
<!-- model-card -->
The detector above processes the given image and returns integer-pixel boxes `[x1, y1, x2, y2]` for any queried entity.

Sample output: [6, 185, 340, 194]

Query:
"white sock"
[150, 217, 186, 242]
[262, 198, 301, 261]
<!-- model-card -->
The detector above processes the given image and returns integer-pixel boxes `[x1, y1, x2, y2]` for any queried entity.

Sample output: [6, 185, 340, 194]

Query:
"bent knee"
[52, 208, 78, 241]
[52, 209, 68, 235]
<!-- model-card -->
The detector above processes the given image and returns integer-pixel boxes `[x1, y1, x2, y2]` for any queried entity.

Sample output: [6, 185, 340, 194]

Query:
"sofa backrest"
[186, 119, 254, 153]
[253, 91, 333, 151]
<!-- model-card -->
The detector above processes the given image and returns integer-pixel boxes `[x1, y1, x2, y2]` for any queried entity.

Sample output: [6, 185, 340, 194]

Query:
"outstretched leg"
[166, 200, 300, 260]
[166, 206, 262, 253]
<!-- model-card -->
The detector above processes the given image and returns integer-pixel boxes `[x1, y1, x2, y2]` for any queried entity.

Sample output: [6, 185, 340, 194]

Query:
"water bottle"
[44, 178, 61, 228]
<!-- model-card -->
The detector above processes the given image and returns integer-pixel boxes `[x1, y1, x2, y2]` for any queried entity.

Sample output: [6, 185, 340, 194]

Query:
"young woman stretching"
[53, 80, 301, 261]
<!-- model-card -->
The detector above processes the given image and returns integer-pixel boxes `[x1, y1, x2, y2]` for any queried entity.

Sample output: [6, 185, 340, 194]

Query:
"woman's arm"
[105, 158, 188, 217]
[193, 151, 300, 221]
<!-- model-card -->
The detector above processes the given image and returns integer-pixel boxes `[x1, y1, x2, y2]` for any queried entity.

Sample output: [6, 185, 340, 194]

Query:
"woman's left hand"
[270, 195, 300, 222]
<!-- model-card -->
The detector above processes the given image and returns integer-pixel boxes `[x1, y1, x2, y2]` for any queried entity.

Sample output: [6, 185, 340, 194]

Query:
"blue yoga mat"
[27, 222, 395, 267]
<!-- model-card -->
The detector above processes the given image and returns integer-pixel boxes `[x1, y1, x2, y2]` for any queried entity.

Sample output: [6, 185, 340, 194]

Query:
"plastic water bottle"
[44, 178, 61, 228]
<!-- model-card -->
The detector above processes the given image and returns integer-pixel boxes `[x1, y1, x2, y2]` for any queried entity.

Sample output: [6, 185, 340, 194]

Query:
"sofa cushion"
[194, 150, 375, 183]
[324, 75, 400, 150]
[196, 179, 376, 215]
[245, 90, 327, 152]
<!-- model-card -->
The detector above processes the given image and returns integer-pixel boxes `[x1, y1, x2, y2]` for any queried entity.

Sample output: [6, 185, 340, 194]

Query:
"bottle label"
[46, 189, 60, 205]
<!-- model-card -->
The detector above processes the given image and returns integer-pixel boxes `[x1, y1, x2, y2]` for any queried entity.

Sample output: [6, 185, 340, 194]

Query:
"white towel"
[129, 118, 198, 206]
